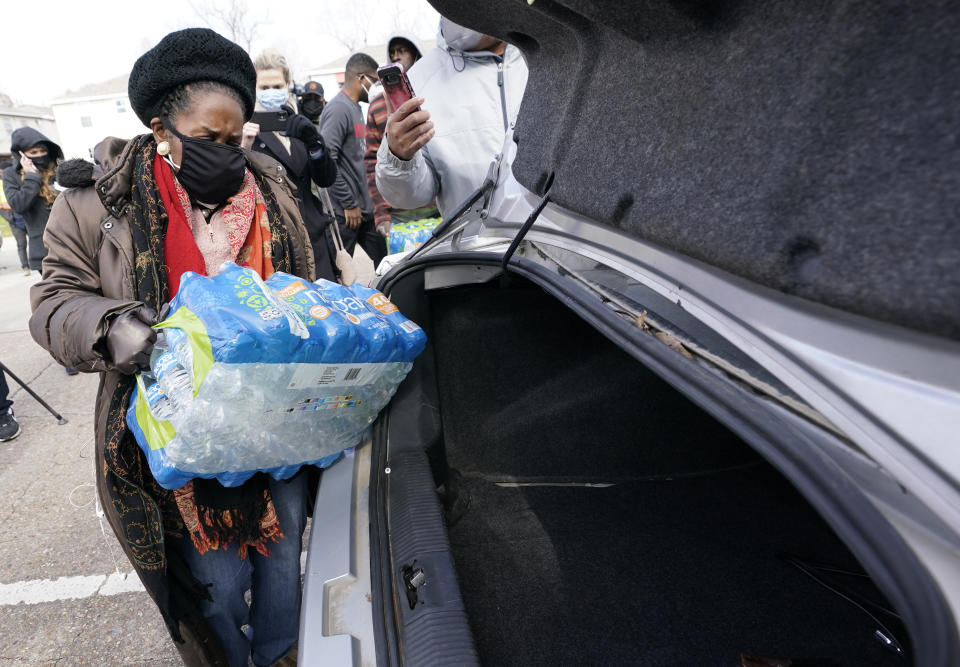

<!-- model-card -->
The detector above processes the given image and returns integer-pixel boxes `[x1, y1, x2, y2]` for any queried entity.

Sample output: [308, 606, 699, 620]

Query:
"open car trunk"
[356, 1, 960, 663]
[374, 268, 925, 666]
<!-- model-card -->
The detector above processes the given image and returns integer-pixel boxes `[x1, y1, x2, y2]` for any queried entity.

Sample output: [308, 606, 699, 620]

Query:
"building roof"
[54, 74, 129, 103]
[0, 103, 55, 119]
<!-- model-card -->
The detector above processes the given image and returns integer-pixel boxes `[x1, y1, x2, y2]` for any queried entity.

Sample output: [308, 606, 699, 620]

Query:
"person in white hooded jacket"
[375, 17, 528, 221]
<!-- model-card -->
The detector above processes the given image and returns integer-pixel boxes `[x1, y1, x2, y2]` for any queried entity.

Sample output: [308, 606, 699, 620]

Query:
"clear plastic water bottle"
[153, 350, 192, 411]
[165, 327, 194, 373]
[143, 380, 176, 421]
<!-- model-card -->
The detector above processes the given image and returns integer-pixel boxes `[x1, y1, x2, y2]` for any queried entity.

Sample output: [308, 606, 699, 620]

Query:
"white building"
[0, 101, 60, 160]
[50, 75, 145, 161]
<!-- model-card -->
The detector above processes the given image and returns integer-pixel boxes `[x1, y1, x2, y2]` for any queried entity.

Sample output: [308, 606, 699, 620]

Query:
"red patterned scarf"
[153, 152, 275, 296]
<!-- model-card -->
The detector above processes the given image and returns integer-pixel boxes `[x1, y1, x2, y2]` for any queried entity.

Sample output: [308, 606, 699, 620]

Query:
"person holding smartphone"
[3, 131, 80, 375]
[376, 17, 528, 221]
[364, 35, 438, 240]
[2, 128, 63, 273]
[242, 49, 340, 281]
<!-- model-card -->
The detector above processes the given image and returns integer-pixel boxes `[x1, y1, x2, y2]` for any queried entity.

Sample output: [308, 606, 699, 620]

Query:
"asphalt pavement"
[0, 233, 375, 665]
[0, 237, 184, 665]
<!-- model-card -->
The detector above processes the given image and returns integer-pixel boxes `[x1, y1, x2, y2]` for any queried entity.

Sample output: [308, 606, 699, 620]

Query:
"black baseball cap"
[301, 81, 324, 98]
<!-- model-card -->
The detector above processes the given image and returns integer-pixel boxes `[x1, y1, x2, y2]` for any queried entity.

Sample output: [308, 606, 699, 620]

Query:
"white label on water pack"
[286, 363, 386, 389]
[398, 320, 421, 334]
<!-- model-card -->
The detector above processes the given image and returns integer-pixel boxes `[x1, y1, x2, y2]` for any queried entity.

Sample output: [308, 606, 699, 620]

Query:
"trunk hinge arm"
[500, 176, 554, 281]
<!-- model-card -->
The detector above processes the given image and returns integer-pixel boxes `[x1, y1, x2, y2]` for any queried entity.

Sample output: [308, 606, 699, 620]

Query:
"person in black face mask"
[298, 80, 326, 123]
[30, 27, 317, 666]
[2, 127, 64, 273]
[157, 114, 248, 206]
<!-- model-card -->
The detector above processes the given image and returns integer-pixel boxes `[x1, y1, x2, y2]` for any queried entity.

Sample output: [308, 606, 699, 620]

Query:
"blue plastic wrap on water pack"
[263, 273, 358, 363]
[349, 283, 427, 361]
[170, 263, 303, 364]
[312, 280, 399, 362]
[388, 217, 441, 254]
[126, 263, 423, 490]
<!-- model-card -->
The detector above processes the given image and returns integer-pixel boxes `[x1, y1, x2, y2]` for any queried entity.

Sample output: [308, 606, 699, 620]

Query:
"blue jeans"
[173, 471, 308, 666]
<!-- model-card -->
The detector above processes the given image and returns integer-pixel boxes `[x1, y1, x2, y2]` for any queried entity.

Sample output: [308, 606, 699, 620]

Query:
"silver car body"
[299, 135, 960, 664]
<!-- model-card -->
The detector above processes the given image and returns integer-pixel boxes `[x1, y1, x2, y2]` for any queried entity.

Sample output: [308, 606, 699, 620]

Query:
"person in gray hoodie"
[365, 34, 438, 239]
[376, 17, 528, 221]
[319, 52, 387, 267]
[2, 127, 64, 272]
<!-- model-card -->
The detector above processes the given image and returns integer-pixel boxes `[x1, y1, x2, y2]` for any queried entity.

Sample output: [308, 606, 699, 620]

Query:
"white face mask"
[440, 17, 484, 52]
[359, 75, 376, 101]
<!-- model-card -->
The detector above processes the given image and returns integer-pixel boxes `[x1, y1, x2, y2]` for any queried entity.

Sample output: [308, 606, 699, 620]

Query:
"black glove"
[106, 305, 158, 375]
[283, 106, 322, 152]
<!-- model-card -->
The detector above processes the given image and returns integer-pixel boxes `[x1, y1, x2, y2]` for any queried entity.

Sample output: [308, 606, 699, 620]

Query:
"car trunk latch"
[401, 563, 426, 610]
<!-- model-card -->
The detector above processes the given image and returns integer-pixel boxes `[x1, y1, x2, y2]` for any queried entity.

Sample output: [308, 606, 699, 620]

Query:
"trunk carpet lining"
[429, 284, 906, 665]
[430, 286, 759, 482]
[447, 468, 904, 666]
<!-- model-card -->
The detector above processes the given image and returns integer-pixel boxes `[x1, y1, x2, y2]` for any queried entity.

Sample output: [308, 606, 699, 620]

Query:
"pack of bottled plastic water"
[126, 262, 426, 489]
[388, 217, 441, 254]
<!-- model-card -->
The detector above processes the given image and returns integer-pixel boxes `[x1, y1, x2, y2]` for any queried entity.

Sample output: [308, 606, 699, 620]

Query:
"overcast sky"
[2, 0, 441, 105]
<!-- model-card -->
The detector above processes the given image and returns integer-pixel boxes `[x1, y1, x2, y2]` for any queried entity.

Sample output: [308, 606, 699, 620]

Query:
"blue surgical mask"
[257, 88, 289, 111]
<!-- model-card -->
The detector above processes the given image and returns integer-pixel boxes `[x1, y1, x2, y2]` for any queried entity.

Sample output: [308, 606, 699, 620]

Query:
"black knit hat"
[128, 27, 256, 126]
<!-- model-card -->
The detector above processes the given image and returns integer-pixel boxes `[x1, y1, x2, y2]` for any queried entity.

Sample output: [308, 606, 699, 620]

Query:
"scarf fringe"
[175, 481, 285, 559]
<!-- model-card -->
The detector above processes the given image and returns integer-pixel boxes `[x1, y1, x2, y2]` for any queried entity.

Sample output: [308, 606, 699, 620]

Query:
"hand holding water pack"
[106, 305, 158, 374]
[126, 263, 426, 489]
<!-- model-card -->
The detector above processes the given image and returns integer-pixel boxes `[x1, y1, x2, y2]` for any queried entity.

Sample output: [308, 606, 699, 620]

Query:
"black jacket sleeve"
[3, 167, 41, 214]
[308, 137, 338, 189]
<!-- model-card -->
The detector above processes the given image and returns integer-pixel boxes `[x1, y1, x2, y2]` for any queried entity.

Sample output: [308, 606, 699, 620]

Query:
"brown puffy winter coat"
[28, 135, 315, 665]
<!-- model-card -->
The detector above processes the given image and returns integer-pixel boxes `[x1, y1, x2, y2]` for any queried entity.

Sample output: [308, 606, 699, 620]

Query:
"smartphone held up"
[250, 108, 290, 133]
[377, 62, 418, 114]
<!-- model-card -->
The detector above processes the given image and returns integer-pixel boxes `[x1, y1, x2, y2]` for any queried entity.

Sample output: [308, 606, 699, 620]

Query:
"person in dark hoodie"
[4, 130, 79, 375]
[0, 159, 32, 275]
[2, 127, 64, 273]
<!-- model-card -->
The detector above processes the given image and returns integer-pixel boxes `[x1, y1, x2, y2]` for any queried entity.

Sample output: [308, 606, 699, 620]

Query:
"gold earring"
[157, 141, 170, 156]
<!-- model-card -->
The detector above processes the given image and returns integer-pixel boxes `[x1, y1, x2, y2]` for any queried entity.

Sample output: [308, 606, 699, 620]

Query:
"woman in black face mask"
[1, 127, 64, 273]
[29, 28, 317, 666]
